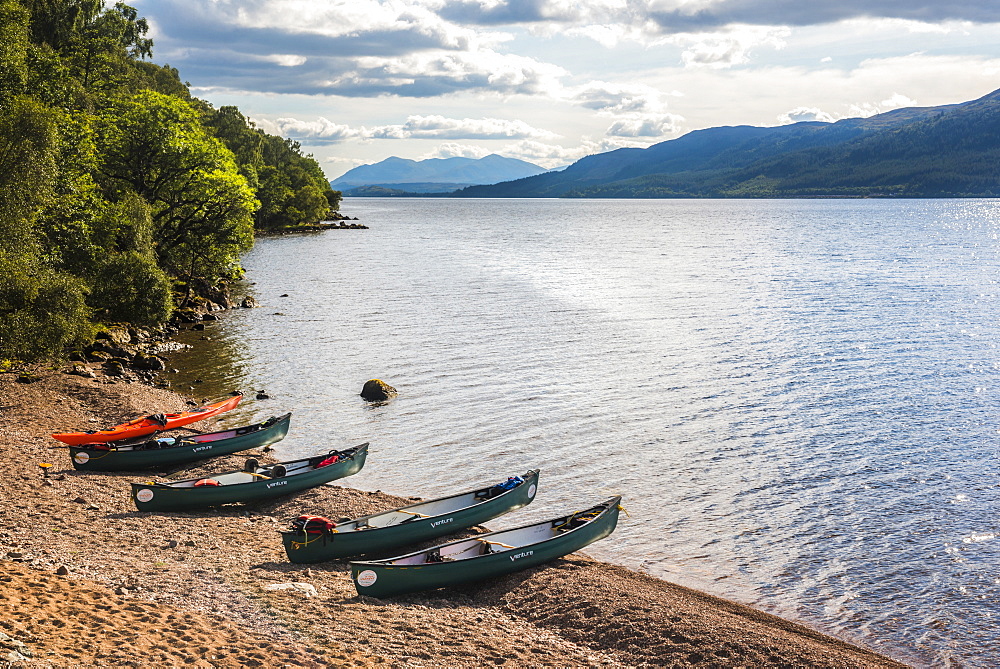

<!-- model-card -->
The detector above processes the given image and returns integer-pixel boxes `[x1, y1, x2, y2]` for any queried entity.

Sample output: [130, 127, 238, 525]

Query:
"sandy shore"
[0, 365, 908, 667]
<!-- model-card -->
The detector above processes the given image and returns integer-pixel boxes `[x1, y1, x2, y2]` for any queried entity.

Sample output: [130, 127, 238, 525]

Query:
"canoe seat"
[207, 472, 262, 485]
[478, 539, 516, 551]
[555, 511, 600, 532]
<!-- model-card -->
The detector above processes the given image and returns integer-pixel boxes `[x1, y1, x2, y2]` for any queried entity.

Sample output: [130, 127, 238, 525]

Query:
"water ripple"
[168, 198, 1000, 667]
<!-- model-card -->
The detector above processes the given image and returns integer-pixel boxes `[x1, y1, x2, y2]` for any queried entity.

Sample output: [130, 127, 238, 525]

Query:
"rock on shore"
[0, 365, 906, 667]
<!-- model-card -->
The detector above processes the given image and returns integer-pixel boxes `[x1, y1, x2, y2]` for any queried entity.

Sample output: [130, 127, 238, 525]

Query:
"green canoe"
[130, 443, 368, 512]
[349, 495, 622, 598]
[281, 470, 540, 563]
[67, 413, 291, 472]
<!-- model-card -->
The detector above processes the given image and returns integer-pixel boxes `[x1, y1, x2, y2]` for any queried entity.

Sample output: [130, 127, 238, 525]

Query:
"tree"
[1, 0, 349, 361]
[96, 90, 257, 282]
[23, 0, 152, 94]
[256, 134, 336, 229]
[0, 96, 92, 360]
[0, 0, 30, 102]
[201, 104, 264, 190]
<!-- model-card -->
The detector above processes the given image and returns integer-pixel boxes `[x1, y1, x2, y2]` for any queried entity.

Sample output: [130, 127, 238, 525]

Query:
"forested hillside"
[0, 0, 341, 361]
[457, 89, 1000, 199]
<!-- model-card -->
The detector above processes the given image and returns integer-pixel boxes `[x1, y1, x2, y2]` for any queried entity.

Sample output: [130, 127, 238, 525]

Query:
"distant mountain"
[331, 154, 547, 195]
[457, 89, 1000, 198]
[341, 184, 462, 197]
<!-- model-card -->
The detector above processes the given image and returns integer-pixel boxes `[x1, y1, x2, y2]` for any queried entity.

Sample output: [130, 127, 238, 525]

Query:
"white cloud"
[673, 26, 790, 69]
[606, 114, 683, 137]
[134, 0, 1000, 177]
[182, 0, 509, 51]
[388, 115, 559, 139]
[267, 117, 362, 142]
[565, 81, 684, 139]
[777, 106, 837, 123]
[847, 92, 917, 118]
[265, 54, 307, 67]
[419, 142, 493, 159]
[489, 137, 654, 168]
[305, 50, 569, 97]
[265, 114, 559, 143]
[143, 0, 548, 98]
[568, 81, 672, 114]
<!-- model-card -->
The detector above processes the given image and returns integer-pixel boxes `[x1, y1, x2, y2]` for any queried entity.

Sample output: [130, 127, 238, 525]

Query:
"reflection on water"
[166, 198, 1000, 666]
[165, 322, 256, 423]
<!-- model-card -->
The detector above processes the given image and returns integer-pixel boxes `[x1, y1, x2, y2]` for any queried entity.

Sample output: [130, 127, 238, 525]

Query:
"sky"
[131, 0, 1000, 180]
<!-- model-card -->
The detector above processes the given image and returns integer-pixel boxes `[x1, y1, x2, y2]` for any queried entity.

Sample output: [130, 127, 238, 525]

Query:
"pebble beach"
[0, 364, 907, 667]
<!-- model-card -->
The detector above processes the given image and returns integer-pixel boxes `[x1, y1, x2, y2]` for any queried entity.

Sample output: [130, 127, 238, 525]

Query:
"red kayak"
[52, 395, 242, 445]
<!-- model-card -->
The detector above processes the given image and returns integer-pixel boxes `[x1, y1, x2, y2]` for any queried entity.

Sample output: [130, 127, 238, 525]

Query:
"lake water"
[170, 197, 1000, 666]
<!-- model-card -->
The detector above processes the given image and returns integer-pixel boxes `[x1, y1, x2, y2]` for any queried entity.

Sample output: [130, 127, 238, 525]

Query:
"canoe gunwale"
[351, 496, 621, 598]
[280, 469, 540, 562]
[348, 496, 621, 597]
[73, 412, 293, 452]
[130, 443, 369, 511]
[66, 413, 292, 471]
[346, 468, 539, 528]
[141, 442, 369, 489]
[353, 495, 621, 568]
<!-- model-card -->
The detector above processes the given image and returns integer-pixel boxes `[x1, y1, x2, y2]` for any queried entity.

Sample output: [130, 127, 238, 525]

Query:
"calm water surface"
[172, 198, 1000, 666]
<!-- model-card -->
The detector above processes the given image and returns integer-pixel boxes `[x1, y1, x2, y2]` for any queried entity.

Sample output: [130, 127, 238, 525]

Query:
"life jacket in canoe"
[476, 476, 525, 500]
[498, 476, 523, 490]
[194, 478, 221, 487]
[291, 515, 336, 534]
[488, 476, 523, 496]
[316, 454, 339, 468]
[82, 443, 113, 451]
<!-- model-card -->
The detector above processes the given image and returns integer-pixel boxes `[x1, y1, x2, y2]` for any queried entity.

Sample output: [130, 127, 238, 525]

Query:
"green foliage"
[325, 188, 343, 213]
[0, 252, 92, 360]
[0, 0, 345, 361]
[0, 95, 60, 253]
[200, 104, 263, 189]
[131, 61, 189, 98]
[88, 250, 172, 324]
[23, 0, 152, 96]
[199, 102, 340, 230]
[255, 134, 337, 229]
[96, 90, 257, 280]
[0, 1, 30, 101]
[0, 95, 96, 360]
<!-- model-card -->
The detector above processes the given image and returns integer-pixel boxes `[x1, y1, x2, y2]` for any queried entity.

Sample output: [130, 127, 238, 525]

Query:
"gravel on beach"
[0, 366, 907, 667]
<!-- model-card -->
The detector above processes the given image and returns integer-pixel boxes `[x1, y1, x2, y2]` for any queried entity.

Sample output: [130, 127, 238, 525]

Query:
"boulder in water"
[361, 379, 397, 402]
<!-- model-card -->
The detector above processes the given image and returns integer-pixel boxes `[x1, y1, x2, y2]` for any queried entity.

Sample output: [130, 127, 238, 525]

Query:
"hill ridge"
[456, 88, 1000, 198]
[331, 154, 547, 193]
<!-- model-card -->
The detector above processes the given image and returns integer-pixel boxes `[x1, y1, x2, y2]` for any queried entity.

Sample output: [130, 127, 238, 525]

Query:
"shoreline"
[0, 365, 907, 666]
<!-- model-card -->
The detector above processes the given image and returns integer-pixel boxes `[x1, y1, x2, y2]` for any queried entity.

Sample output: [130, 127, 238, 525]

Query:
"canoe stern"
[349, 496, 621, 598]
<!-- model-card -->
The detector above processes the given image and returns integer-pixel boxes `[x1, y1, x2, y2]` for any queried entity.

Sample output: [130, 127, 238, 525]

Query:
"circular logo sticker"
[73, 451, 90, 465]
[356, 570, 378, 588]
[527, 484, 537, 498]
[136, 489, 155, 503]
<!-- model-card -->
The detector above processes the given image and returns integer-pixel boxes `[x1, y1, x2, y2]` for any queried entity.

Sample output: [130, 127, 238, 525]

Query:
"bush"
[0, 254, 92, 360]
[88, 251, 173, 325]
